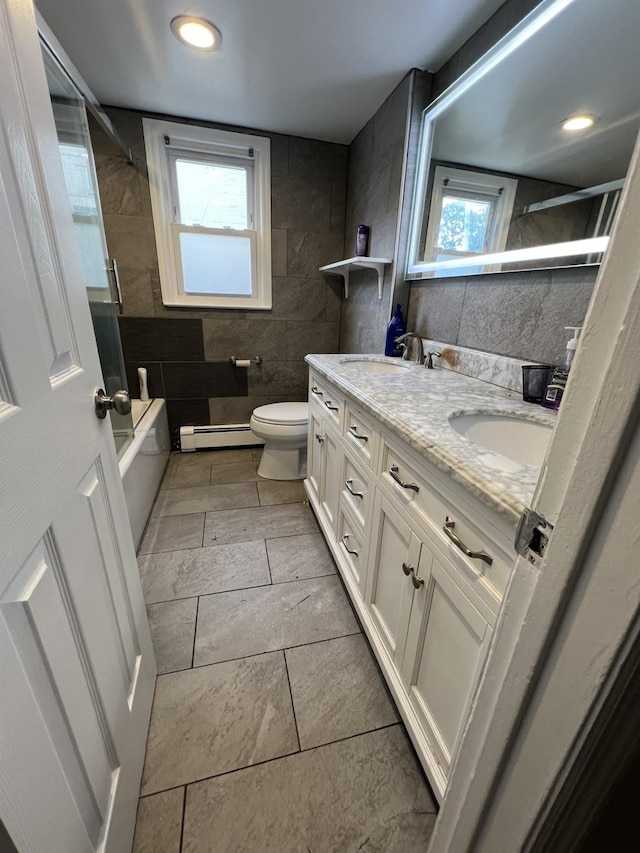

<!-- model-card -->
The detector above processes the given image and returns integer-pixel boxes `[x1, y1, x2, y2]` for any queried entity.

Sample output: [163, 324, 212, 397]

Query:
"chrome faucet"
[395, 332, 424, 364]
[424, 350, 441, 370]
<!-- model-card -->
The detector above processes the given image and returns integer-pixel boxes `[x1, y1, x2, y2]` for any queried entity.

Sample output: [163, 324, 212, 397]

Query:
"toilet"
[250, 402, 309, 480]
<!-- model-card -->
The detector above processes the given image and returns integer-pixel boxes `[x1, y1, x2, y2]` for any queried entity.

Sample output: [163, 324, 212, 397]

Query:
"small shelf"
[319, 256, 392, 299]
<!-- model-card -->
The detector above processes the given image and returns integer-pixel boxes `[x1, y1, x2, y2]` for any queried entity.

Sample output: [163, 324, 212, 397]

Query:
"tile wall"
[90, 108, 347, 445]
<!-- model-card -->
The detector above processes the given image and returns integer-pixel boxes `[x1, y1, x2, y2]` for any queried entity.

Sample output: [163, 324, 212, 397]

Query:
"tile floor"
[133, 447, 437, 852]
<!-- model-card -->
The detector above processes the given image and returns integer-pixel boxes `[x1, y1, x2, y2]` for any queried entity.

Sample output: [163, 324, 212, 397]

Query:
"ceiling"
[432, 0, 640, 187]
[35, 0, 507, 144]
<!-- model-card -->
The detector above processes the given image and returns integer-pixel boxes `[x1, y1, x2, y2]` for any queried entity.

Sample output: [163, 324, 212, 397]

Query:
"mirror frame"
[405, 0, 611, 280]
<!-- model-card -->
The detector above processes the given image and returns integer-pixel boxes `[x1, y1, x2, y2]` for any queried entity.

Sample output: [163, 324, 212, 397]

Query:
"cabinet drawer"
[309, 375, 344, 427]
[340, 453, 371, 529]
[379, 440, 513, 607]
[337, 510, 366, 591]
[343, 403, 378, 469]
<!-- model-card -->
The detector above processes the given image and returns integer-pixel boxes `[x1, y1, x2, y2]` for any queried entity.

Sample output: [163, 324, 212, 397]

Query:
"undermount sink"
[449, 412, 553, 467]
[339, 358, 412, 375]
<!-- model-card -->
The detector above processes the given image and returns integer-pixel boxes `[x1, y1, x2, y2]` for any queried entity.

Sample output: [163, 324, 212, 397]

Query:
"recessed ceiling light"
[170, 16, 222, 51]
[561, 115, 597, 132]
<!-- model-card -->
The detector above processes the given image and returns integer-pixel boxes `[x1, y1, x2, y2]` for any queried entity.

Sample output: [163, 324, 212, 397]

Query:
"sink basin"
[449, 413, 553, 467]
[339, 359, 412, 375]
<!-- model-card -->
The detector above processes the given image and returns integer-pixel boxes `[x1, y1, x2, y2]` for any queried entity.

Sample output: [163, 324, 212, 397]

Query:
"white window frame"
[143, 117, 271, 310]
[422, 166, 517, 277]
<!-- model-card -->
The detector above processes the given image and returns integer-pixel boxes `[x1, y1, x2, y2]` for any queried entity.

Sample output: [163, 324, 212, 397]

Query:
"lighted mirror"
[406, 0, 640, 280]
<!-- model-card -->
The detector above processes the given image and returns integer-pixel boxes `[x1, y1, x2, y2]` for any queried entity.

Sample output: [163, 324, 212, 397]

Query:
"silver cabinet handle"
[389, 465, 420, 493]
[402, 562, 414, 576]
[412, 573, 425, 589]
[94, 388, 131, 419]
[443, 517, 493, 565]
[315, 433, 325, 443]
[341, 534, 359, 556]
[345, 478, 364, 499]
[311, 386, 323, 396]
[324, 401, 339, 412]
[348, 425, 369, 442]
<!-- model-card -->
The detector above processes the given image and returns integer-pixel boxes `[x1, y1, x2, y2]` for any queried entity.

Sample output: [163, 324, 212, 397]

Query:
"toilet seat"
[251, 402, 308, 426]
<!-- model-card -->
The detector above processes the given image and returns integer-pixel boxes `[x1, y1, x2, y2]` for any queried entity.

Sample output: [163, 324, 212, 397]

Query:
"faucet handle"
[423, 351, 442, 369]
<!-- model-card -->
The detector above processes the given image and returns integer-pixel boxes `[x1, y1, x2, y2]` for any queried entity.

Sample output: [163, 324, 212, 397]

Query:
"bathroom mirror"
[406, 0, 640, 279]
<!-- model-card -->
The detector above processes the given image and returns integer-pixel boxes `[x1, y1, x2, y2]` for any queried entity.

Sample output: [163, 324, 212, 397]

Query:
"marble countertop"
[305, 354, 557, 528]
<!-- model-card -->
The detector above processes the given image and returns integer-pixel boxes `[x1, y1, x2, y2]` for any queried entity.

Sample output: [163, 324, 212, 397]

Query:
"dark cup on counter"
[522, 364, 554, 403]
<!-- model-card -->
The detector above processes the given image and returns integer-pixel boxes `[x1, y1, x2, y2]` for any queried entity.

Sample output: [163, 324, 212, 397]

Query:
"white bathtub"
[119, 398, 170, 549]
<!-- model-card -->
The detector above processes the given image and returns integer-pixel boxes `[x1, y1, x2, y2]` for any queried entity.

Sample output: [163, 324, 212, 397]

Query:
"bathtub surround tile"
[146, 597, 197, 674]
[257, 479, 306, 506]
[132, 788, 184, 853]
[193, 575, 360, 666]
[203, 503, 318, 546]
[138, 540, 270, 603]
[152, 482, 259, 517]
[266, 532, 336, 583]
[162, 361, 247, 399]
[140, 652, 298, 794]
[182, 726, 436, 853]
[285, 634, 399, 749]
[119, 317, 204, 363]
[139, 513, 205, 554]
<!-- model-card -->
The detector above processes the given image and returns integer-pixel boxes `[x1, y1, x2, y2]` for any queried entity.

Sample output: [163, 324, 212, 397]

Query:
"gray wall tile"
[287, 231, 344, 278]
[95, 154, 142, 215]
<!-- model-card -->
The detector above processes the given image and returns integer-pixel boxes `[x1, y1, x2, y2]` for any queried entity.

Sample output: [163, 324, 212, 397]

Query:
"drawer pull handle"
[324, 401, 339, 412]
[341, 534, 359, 557]
[412, 573, 425, 589]
[345, 478, 364, 499]
[443, 516, 493, 565]
[311, 386, 323, 396]
[315, 433, 325, 444]
[389, 465, 420, 493]
[402, 562, 414, 576]
[349, 425, 369, 442]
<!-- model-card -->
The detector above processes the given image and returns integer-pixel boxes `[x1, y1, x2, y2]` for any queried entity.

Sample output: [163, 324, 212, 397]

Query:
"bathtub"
[118, 398, 170, 549]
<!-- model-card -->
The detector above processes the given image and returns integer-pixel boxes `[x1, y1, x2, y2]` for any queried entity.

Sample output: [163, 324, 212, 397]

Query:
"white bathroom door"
[0, 2, 155, 852]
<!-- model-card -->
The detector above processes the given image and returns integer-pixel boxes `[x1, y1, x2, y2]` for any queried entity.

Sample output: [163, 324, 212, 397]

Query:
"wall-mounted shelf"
[319, 256, 392, 299]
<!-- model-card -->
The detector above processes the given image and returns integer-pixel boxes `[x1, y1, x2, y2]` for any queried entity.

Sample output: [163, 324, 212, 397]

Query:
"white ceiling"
[35, 0, 507, 144]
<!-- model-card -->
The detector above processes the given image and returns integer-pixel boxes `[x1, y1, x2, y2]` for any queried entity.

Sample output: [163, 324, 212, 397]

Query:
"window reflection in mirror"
[406, 0, 640, 280]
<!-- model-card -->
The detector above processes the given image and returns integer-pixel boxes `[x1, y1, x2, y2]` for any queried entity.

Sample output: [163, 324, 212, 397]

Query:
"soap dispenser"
[542, 326, 582, 410]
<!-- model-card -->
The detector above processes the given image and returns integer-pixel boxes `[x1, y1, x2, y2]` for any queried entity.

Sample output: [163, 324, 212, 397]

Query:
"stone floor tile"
[193, 575, 359, 666]
[285, 634, 398, 749]
[257, 479, 307, 506]
[132, 788, 184, 853]
[152, 483, 259, 517]
[162, 462, 211, 490]
[203, 503, 318, 547]
[209, 459, 260, 485]
[182, 727, 436, 853]
[139, 540, 270, 603]
[266, 532, 336, 583]
[147, 598, 197, 674]
[141, 652, 298, 795]
[139, 513, 204, 554]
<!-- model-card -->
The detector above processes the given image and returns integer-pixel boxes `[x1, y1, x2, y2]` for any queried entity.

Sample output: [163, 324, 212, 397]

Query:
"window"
[422, 166, 517, 277]
[143, 118, 271, 309]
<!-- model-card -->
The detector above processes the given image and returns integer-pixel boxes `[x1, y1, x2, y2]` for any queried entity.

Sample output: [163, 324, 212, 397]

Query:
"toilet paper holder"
[230, 355, 262, 367]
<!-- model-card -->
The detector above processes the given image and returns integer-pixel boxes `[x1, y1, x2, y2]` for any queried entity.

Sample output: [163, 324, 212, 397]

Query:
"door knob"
[94, 388, 132, 419]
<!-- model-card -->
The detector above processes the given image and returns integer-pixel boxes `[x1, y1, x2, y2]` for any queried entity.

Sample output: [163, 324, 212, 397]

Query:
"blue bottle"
[384, 304, 406, 357]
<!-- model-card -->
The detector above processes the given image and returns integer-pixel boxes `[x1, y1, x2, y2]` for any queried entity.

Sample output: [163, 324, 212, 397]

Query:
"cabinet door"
[364, 492, 419, 667]
[306, 409, 324, 504]
[402, 549, 494, 779]
[320, 425, 342, 537]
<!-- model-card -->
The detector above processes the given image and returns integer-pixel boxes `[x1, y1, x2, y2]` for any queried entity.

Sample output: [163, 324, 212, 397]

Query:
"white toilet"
[250, 402, 309, 480]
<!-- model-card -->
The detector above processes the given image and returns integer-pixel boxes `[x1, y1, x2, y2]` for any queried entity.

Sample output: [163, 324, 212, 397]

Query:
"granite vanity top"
[306, 354, 557, 528]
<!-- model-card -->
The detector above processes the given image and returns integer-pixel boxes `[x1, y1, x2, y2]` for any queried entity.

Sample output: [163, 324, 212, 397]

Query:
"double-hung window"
[143, 118, 271, 309]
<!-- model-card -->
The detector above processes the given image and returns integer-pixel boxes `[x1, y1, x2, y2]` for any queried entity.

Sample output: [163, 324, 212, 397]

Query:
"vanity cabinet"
[305, 367, 512, 802]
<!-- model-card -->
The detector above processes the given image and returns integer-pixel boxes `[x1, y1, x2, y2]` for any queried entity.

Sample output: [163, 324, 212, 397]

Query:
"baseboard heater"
[179, 423, 265, 452]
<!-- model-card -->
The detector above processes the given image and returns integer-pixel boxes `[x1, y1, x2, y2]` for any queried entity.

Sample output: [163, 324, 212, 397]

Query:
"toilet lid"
[253, 402, 309, 426]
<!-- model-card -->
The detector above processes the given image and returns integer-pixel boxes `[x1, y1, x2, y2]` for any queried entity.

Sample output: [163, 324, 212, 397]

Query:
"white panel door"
[0, 2, 155, 852]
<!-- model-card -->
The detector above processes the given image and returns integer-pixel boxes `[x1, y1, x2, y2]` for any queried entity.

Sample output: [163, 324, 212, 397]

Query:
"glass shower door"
[41, 44, 134, 455]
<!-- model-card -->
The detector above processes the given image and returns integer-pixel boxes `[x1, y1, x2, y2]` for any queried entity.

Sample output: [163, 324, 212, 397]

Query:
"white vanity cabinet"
[304, 367, 514, 802]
